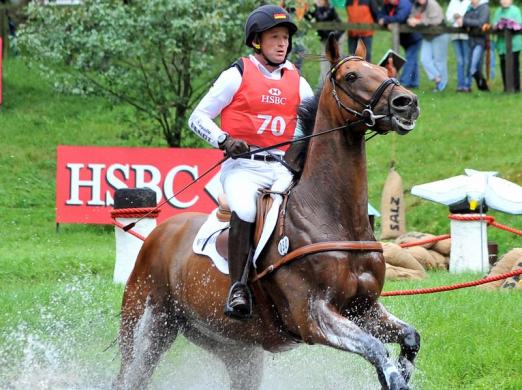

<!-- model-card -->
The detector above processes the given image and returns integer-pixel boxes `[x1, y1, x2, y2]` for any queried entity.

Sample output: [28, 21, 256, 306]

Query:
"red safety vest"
[221, 57, 301, 152]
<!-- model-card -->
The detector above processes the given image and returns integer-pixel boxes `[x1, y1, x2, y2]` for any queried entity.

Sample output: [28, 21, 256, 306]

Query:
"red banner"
[56, 145, 224, 224]
[0, 38, 3, 106]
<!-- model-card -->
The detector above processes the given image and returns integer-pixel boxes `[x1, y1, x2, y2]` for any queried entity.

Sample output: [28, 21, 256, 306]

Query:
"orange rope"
[398, 234, 450, 248]
[381, 268, 522, 296]
[111, 207, 160, 219]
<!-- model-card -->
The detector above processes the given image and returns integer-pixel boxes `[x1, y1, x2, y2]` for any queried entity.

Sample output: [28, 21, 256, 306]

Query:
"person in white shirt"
[446, 0, 472, 91]
[188, 4, 314, 319]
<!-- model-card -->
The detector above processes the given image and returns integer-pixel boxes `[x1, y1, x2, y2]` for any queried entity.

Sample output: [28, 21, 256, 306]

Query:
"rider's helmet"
[244, 5, 298, 56]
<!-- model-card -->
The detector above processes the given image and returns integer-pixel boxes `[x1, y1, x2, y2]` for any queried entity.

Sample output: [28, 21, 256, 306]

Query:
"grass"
[1, 30, 522, 389]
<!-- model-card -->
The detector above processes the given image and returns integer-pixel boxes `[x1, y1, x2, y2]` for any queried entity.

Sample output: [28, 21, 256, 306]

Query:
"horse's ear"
[325, 33, 340, 66]
[354, 39, 367, 60]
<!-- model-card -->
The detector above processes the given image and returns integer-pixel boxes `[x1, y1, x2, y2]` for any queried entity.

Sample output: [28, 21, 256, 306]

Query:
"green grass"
[1, 34, 522, 390]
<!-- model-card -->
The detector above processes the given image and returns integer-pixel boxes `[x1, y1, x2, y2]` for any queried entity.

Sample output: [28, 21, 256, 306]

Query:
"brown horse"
[115, 37, 420, 390]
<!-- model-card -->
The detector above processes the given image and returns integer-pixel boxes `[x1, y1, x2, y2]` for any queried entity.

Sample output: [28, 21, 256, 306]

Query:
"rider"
[188, 4, 314, 319]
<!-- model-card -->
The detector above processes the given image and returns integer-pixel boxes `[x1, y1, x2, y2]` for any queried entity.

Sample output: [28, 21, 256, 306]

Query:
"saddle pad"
[192, 195, 283, 274]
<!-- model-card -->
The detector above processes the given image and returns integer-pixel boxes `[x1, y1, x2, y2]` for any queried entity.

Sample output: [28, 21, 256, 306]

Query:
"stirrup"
[224, 282, 252, 320]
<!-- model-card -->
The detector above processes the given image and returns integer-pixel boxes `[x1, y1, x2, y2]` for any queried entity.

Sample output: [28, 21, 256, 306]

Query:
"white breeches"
[220, 157, 293, 223]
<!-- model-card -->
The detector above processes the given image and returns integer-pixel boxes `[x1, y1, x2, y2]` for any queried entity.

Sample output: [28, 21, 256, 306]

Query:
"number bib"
[221, 57, 301, 152]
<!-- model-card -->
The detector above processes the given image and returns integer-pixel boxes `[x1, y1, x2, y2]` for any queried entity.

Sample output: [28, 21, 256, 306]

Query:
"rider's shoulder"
[229, 58, 246, 76]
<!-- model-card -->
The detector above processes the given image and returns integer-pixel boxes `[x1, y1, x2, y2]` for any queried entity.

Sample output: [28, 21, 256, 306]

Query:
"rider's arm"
[188, 67, 242, 148]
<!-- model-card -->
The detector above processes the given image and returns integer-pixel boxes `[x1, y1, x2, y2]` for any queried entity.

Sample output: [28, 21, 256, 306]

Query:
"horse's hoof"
[386, 372, 409, 390]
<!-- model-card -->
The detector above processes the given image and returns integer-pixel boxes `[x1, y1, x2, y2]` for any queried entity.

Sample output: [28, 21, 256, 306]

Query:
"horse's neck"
[294, 109, 372, 240]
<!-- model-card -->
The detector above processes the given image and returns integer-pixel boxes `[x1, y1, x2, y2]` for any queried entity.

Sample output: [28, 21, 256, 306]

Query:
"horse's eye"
[344, 72, 358, 82]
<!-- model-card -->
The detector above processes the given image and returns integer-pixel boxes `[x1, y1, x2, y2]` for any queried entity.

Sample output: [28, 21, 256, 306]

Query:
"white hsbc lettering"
[261, 95, 287, 105]
[66, 163, 199, 209]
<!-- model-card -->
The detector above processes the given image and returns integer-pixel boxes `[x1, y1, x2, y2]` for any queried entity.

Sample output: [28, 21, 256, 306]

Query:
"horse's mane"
[285, 92, 320, 175]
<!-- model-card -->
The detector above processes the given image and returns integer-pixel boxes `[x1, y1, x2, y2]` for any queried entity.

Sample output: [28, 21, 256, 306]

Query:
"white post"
[449, 214, 489, 273]
[112, 188, 158, 284]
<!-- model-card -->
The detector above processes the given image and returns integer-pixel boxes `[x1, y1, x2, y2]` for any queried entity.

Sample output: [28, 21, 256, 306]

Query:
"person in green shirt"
[492, 0, 522, 91]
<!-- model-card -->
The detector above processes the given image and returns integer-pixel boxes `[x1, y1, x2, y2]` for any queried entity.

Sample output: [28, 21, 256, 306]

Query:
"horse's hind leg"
[116, 293, 180, 389]
[185, 329, 264, 390]
[353, 302, 420, 384]
[221, 345, 264, 390]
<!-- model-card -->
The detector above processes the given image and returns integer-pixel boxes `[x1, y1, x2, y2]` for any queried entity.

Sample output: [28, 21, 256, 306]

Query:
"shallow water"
[1, 275, 418, 389]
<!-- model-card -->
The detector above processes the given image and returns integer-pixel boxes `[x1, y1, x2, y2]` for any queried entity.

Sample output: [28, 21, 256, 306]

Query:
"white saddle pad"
[192, 195, 283, 274]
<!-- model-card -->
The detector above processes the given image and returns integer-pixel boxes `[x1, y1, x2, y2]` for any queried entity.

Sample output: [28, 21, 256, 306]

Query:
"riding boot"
[224, 212, 254, 320]
[473, 71, 490, 91]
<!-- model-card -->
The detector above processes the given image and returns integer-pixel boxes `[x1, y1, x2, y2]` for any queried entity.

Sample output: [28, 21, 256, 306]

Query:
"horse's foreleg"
[352, 302, 420, 384]
[308, 299, 408, 390]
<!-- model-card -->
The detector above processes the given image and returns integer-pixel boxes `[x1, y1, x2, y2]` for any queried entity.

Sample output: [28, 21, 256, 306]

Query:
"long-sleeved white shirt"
[188, 55, 315, 148]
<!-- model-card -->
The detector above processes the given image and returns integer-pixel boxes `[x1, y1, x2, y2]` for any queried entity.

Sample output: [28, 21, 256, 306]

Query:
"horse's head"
[323, 35, 419, 135]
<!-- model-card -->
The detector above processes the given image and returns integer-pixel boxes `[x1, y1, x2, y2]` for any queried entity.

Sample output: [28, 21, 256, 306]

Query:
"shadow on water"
[0, 275, 422, 389]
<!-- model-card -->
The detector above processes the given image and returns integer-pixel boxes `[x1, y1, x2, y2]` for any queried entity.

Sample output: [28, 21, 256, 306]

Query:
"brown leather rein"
[252, 240, 383, 282]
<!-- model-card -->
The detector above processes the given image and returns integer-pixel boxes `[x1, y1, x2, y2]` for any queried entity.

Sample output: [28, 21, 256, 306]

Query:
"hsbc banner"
[56, 145, 224, 224]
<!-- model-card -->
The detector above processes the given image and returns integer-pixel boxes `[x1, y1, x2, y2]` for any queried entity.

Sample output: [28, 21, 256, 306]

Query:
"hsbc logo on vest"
[261, 87, 287, 105]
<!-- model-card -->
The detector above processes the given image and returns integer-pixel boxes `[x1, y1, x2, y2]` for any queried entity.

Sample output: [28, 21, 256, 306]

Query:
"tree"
[18, 0, 257, 146]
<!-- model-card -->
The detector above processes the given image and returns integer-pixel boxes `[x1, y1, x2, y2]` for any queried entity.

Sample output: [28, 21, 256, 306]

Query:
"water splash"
[0, 275, 422, 389]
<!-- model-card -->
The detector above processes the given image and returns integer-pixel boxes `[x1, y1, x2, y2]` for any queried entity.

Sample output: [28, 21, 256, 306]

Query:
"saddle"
[214, 189, 276, 260]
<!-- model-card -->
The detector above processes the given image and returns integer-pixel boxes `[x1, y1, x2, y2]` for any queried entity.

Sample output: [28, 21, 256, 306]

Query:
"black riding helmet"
[244, 5, 298, 58]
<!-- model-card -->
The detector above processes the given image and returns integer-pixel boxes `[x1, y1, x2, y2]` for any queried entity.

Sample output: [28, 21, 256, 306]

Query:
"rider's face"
[259, 26, 290, 64]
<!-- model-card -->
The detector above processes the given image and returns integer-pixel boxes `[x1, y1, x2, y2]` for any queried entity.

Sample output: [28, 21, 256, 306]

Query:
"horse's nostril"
[391, 94, 414, 109]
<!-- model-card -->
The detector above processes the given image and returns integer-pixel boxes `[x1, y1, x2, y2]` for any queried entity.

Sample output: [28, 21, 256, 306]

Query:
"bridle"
[330, 56, 400, 128]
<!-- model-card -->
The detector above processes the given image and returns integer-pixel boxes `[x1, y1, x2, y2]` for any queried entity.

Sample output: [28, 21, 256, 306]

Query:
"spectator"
[345, 0, 379, 62]
[446, 0, 472, 91]
[492, 0, 521, 92]
[309, 0, 344, 87]
[461, 0, 490, 91]
[408, 0, 449, 91]
[280, 0, 309, 69]
[378, 0, 423, 88]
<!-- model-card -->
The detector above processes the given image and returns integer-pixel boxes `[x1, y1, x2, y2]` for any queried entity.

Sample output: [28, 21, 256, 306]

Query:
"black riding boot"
[224, 212, 254, 320]
[473, 71, 489, 91]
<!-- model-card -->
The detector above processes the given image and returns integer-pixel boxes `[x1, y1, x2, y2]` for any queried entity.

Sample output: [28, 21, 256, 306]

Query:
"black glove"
[219, 135, 249, 158]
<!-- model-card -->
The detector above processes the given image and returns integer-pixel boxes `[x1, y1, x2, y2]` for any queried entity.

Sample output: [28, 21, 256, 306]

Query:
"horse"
[115, 36, 420, 390]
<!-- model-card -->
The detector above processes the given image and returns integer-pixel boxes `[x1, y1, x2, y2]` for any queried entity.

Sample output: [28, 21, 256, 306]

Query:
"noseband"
[330, 56, 400, 128]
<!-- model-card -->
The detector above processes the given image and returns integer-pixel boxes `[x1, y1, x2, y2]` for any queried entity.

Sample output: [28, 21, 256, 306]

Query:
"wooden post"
[390, 23, 400, 53]
[504, 29, 514, 93]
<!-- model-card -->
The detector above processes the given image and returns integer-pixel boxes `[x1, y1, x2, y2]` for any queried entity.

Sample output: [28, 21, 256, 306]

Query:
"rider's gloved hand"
[218, 135, 249, 158]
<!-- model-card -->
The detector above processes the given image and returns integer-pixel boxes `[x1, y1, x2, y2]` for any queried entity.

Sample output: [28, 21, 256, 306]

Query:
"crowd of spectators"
[308, 0, 521, 92]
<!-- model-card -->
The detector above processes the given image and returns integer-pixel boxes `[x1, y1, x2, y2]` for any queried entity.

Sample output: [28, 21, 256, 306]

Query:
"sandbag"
[432, 238, 451, 256]
[501, 261, 522, 289]
[395, 231, 436, 249]
[385, 263, 426, 280]
[480, 248, 522, 290]
[382, 242, 426, 275]
[405, 246, 436, 270]
[380, 168, 406, 240]
[427, 249, 449, 270]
